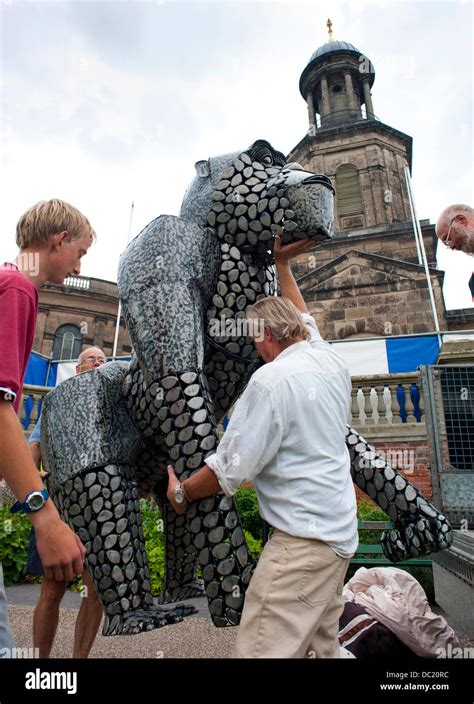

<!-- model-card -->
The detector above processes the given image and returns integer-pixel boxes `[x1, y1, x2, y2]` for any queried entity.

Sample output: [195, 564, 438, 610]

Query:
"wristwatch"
[174, 483, 188, 506]
[10, 489, 49, 514]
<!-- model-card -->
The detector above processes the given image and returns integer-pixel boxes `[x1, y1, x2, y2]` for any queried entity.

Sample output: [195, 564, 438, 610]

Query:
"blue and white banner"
[332, 331, 474, 375]
[329, 334, 442, 376]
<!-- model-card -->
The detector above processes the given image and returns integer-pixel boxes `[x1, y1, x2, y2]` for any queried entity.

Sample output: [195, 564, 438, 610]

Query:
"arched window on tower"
[335, 165, 364, 228]
[52, 324, 82, 361]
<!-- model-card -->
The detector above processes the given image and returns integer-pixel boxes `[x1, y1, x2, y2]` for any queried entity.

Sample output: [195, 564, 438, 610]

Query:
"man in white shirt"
[167, 236, 358, 658]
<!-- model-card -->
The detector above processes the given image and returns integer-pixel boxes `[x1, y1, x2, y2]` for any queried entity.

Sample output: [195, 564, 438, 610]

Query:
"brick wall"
[355, 437, 434, 507]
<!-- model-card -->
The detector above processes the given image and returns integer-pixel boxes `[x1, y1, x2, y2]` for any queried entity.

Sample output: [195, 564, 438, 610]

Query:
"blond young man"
[166, 236, 358, 658]
[0, 199, 95, 656]
[27, 347, 107, 659]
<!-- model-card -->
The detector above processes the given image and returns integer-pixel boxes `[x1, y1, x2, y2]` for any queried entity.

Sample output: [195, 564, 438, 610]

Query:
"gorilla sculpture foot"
[158, 580, 205, 604]
[102, 603, 198, 636]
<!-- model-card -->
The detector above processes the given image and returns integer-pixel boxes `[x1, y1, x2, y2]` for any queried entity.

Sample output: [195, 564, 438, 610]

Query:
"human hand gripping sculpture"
[41, 140, 452, 636]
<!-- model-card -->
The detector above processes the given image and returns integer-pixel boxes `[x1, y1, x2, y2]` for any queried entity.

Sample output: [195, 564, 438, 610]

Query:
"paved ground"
[6, 584, 473, 659]
[7, 585, 237, 659]
[6, 583, 211, 617]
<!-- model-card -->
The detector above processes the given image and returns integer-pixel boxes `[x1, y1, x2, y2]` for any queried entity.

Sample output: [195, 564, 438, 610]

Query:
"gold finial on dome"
[327, 18, 334, 42]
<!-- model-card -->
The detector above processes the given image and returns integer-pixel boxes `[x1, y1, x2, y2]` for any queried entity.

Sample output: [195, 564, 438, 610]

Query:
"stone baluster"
[375, 384, 389, 425]
[348, 387, 359, 423]
[29, 393, 41, 430]
[361, 386, 374, 426]
[405, 383, 417, 423]
[388, 381, 403, 424]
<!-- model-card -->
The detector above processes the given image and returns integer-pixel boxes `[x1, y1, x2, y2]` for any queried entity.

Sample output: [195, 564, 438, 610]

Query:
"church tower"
[295, 23, 413, 231]
[288, 22, 447, 341]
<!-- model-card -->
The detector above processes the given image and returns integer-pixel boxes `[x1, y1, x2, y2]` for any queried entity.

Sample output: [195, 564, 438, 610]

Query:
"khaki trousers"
[234, 528, 350, 658]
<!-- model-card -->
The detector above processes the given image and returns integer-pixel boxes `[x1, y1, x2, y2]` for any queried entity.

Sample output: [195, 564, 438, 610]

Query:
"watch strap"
[10, 489, 49, 514]
[181, 481, 192, 503]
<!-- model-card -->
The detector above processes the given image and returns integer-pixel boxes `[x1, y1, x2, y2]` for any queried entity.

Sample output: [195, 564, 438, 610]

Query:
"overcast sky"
[1, 0, 472, 313]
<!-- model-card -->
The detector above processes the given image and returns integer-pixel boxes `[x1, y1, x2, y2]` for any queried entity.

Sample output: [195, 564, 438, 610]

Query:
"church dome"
[300, 38, 374, 99]
[307, 40, 361, 63]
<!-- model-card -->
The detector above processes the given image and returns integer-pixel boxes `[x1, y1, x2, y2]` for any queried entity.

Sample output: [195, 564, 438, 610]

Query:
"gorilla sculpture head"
[180, 139, 335, 256]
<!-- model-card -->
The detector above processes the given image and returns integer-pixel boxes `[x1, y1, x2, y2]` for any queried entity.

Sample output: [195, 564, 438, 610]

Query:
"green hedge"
[139, 499, 263, 594]
[357, 498, 392, 545]
[234, 487, 262, 540]
[140, 499, 166, 595]
[0, 497, 259, 593]
[0, 494, 434, 602]
[0, 506, 32, 586]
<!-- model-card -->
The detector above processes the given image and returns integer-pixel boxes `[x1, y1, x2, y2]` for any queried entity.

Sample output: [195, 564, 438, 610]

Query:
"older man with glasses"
[27, 347, 107, 658]
[436, 204, 473, 256]
[436, 204, 473, 302]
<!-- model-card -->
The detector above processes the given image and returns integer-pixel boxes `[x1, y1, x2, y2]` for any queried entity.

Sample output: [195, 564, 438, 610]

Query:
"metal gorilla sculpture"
[41, 140, 452, 636]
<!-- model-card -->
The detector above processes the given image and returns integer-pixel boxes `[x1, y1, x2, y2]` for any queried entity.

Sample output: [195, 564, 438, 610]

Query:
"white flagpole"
[112, 202, 135, 359]
[404, 166, 423, 266]
[403, 164, 443, 348]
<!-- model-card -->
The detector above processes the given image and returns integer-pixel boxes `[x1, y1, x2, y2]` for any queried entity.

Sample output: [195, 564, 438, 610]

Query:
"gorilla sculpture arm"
[347, 428, 452, 561]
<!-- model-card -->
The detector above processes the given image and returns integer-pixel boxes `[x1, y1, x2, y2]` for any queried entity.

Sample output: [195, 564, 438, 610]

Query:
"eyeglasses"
[81, 356, 107, 365]
[444, 217, 456, 249]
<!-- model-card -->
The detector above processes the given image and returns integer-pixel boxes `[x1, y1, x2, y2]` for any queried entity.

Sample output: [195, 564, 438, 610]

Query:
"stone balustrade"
[62, 276, 91, 289]
[20, 373, 425, 439]
[349, 372, 423, 427]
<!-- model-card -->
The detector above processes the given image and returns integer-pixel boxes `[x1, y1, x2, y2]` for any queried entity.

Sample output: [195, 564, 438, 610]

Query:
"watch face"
[174, 487, 185, 504]
[28, 492, 45, 511]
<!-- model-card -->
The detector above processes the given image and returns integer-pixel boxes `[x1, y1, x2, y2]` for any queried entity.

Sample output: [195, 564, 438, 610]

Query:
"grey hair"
[436, 204, 473, 236]
[246, 296, 310, 342]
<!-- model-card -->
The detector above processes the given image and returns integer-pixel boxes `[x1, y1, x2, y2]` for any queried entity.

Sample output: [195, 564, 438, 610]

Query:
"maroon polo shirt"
[0, 263, 38, 414]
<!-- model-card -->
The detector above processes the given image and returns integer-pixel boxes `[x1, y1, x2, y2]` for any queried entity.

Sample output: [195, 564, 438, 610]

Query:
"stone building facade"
[34, 276, 130, 360]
